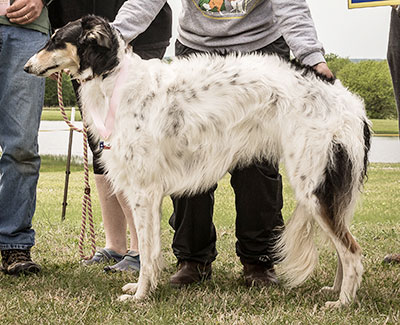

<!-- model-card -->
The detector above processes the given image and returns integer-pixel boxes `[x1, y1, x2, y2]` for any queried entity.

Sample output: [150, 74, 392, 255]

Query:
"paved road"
[39, 121, 92, 160]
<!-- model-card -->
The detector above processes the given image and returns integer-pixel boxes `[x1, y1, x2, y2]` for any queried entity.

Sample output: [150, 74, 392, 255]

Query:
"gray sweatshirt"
[112, 0, 325, 66]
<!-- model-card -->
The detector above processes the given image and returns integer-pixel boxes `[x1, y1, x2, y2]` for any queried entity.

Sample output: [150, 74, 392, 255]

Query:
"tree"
[325, 53, 352, 76]
[336, 60, 397, 119]
[44, 74, 77, 107]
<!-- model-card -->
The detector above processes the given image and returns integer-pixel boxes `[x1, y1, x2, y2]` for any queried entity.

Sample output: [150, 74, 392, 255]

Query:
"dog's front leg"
[118, 189, 163, 302]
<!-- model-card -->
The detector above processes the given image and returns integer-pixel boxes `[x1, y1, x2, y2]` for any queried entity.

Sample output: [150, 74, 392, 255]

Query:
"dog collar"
[87, 57, 129, 141]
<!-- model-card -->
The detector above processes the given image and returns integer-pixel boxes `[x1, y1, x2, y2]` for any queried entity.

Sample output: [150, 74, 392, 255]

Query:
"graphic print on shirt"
[195, 0, 259, 18]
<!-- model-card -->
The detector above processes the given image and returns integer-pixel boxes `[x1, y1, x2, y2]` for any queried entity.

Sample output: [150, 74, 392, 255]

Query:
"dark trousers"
[169, 38, 289, 266]
[72, 47, 167, 174]
[387, 8, 400, 135]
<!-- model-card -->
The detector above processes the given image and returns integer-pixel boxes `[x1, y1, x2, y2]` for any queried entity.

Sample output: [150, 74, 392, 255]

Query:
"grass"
[0, 156, 399, 324]
[370, 119, 399, 136]
[42, 107, 82, 122]
[41, 107, 398, 135]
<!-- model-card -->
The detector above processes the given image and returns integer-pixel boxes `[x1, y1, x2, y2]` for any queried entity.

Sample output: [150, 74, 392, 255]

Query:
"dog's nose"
[23, 62, 32, 74]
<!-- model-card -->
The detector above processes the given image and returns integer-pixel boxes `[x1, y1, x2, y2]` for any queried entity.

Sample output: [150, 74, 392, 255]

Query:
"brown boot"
[170, 261, 212, 287]
[243, 263, 279, 287]
[1, 249, 41, 276]
[383, 253, 400, 264]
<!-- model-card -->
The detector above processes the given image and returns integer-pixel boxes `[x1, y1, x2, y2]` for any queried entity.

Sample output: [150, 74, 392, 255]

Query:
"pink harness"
[87, 57, 129, 141]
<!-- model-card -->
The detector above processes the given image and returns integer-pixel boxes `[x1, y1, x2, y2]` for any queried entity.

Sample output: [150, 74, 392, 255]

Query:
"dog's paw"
[324, 300, 343, 309]
[319, 286, 339, 294]
[122, 282, 138, 294]
[117, 294, 136, 302]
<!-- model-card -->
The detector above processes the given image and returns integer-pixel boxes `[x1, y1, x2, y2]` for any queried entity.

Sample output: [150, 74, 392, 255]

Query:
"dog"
[25, 15, 371, 307]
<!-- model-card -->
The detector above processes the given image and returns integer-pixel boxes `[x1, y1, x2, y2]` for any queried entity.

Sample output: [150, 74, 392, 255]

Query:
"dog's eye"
[53, 35, 62, 44]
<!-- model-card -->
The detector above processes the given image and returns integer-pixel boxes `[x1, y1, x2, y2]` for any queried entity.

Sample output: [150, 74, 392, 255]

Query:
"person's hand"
[6, 0, 44, 25]
[392, 5, 398, 9]
[313, 62, 334, 80]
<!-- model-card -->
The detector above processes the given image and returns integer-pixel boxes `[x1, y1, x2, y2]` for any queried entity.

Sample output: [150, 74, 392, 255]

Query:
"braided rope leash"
[56, 72, 96, 260]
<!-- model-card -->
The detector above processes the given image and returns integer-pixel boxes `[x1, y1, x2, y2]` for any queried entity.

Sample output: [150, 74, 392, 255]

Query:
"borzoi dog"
[25, 15, 371, 307]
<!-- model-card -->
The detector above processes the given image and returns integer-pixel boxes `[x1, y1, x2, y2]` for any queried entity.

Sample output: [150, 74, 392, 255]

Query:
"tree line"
[44, 54, 398, 119]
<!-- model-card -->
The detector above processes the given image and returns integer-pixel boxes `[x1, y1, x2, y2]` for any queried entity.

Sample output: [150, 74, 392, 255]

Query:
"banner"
[349, 0, 400, 8]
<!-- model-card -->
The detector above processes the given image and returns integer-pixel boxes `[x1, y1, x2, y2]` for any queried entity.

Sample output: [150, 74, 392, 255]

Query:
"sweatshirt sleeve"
[111, 0, 167, 44]
[271, 0, 325, 66]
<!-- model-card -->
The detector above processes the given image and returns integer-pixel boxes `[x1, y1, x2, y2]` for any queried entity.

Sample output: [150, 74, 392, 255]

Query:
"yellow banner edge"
[349, 0, 400, 8]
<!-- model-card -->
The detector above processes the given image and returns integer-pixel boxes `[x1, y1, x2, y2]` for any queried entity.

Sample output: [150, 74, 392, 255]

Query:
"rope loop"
[56, 71, 96, 260]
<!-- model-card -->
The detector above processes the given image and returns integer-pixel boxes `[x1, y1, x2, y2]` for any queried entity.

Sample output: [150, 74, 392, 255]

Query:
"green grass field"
[42, 107, 82, 122]
[0, 156, 399, 324]
[370, 119, 399, 136]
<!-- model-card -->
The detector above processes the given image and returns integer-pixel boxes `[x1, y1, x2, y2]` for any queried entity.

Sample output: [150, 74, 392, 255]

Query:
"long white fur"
[25, 20, 369, 307]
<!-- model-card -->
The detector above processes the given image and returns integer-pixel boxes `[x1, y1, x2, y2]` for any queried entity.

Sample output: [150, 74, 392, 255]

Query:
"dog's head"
[24, 15, 121, 80]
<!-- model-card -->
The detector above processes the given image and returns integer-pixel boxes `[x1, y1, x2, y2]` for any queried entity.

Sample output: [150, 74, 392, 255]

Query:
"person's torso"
[0, 5, 50, 34]
[178, 0, 280, 52]
[47, 0, 172, 49]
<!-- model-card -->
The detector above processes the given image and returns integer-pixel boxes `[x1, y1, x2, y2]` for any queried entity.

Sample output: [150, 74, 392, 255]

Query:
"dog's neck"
[82, 52, 131, 140]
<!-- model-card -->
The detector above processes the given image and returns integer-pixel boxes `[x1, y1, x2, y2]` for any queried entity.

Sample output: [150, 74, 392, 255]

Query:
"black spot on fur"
[362, 119, 371, 182]
[44, 21, 82, 52]
[166, 102, 184, 136]
[313, 142, 353, 235]
[141, 93, 156, 110]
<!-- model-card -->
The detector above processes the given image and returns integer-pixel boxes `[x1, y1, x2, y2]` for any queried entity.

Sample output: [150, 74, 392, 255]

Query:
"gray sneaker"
[81, 248, 123, 266]
[103, 250, 140, 273]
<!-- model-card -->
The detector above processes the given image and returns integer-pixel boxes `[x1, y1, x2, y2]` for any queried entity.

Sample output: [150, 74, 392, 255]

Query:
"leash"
[56, 72, 96, 260]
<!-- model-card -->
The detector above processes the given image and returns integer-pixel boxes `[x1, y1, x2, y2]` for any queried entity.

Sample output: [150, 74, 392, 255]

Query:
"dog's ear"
[79, 15, 113, 49]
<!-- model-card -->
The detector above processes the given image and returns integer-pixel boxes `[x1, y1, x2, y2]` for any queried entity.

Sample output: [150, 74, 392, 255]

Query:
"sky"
[166, 0, 392, 59]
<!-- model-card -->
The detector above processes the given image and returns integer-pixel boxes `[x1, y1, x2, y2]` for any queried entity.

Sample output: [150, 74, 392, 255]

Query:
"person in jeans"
[384, 5, 400, 265]
[111, 0, 334, 286]
[47, 0, 172, 272]
[0, 0, 51, 275]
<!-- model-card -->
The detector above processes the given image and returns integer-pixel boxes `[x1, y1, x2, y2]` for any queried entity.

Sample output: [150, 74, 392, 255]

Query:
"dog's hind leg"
[313, 217, 363, 308]
[320, 249, 343, 293]
[118, 188, 164, 302]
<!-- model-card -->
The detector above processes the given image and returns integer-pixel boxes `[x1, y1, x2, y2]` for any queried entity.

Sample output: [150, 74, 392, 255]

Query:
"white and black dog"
[25, 16, 371, 307]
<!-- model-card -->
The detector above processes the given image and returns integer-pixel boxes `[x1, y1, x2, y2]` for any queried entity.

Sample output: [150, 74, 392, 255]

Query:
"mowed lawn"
[0, 155, 399, 324]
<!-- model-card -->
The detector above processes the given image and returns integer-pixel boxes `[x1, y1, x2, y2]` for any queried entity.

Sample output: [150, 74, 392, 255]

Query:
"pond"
[369, 136, 400, 163]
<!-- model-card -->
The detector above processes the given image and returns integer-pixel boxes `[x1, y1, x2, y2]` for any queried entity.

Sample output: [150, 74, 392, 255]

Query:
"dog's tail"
[275, 118, 371, 288]
[274, 204, 318, 287]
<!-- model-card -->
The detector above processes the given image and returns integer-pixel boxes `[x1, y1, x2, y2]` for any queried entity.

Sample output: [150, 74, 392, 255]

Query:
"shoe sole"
[170, 274, 212, 288]
[5, 263, 41, 276]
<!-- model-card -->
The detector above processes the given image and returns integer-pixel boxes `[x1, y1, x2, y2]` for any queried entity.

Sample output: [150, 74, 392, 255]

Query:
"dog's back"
[102, 53, 368, 196]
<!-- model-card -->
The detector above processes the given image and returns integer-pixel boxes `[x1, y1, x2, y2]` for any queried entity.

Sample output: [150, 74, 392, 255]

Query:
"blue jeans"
[0, 25, 48, 250]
